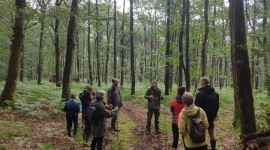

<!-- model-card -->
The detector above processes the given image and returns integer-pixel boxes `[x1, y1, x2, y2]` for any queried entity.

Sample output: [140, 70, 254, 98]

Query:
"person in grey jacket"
[90, 90, 118, 150]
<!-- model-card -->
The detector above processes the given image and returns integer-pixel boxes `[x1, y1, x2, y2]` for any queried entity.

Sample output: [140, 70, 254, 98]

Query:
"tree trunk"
[130, 0, 135, 95]
[201, 0, 209, 77]
[54, 0, 61, 87]
[120, 0, 125, 86]
[229, 0, 256, 134]
[185, 0, 191, 92]
[165, 0, 171, 95]
[88, 0, 93, 85]
[178, 0, 185, 87]
[1, 0, 26, 106]
[105, 0, 111, 85]
[37, 10, 45, 84]
[113, 0, 117, 78]
[76, 30, 80, 83]
[20, 44, 24, 82]
[95, 0, 101, 87]
[61, 0, 78, 101]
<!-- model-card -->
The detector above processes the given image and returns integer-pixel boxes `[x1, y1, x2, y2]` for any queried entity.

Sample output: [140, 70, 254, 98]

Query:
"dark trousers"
[91, 137, 104, 150]
[146, 109, 160, 131]
[83, 116, 91, 142]
[172, 124, 179, 148]
[185, 145, 208, 150]
[66, 116, 78, 136]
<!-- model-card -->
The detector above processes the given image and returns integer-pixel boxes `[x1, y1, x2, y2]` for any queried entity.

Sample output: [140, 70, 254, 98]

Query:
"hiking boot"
[155, 130, 161, 135]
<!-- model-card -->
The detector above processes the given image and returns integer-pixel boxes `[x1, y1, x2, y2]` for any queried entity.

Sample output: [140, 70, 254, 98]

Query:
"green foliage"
[0, 121, 33, 140]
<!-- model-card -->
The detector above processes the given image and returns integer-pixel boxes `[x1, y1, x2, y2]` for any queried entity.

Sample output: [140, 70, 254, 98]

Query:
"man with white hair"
[89, 90, 118, 150]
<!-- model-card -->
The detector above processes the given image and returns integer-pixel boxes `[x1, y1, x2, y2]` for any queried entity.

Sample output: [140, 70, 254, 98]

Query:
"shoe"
[146, 130, 150, 134]
[83, 142, 91, 147]
[155, 130, 161, 135]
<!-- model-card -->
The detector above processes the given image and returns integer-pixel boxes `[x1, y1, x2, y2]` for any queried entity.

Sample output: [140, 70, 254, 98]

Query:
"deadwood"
[240, 130, 270, 143]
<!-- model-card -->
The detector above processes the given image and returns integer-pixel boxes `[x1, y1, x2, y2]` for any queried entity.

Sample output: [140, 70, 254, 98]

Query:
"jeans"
[146, 109, 160, 131]
[91, 137, 104, 150]
[66, 116, 78, 136]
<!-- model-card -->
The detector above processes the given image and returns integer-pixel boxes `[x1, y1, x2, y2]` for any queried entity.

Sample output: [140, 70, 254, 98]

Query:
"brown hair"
[84, 86, 92, 92]
[70, 93, 76, 99]
[182, 92, 194, 106]
[151, 80, 157, 84]
[92, 91, 96, 96]
[177, 87, 186, 95]
[200, 77, 210, 86]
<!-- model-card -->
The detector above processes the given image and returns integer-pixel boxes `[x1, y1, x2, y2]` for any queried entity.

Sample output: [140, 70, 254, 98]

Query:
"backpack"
[186, 108, 206, 143]
[88, 104, 101, 124]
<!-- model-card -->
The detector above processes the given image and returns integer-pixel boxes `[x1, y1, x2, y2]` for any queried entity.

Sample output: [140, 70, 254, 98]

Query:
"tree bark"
[165, 0, 171, 95]
[76, 30, 80, 83]
[185, 0, 191, 92]
[105, 0, 111, 85]
[201, 0, 209, 77]
[120, 0, 125, 86]
[95, 0, 101, 87]
[229, 0, 256, 134]
[20, 44, 24, 82]
[1, 0, 26, 106]
[130, 0, 135, 95]
[61, 0, 78, 101]
[54, 0, 61, 87]
[113, 0, 117, 78]
[37, 7, 45, 84]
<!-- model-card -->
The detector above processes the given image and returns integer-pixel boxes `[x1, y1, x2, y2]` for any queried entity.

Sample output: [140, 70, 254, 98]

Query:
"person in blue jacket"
[64, 93, 80, 137]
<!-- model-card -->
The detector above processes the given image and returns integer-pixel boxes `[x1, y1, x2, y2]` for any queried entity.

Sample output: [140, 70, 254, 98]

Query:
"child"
[64, 93, 80, 137]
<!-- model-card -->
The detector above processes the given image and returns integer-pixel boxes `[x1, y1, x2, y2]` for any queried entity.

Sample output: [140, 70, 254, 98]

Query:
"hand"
[149, 95, 154, 100]
[160, 94, 163, 99]
[114, 107, 119, 111]
[109, 104, 113, 110]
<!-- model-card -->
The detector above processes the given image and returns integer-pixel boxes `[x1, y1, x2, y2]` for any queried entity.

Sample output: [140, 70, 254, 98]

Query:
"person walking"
[64, 93, 80, 137]
[79, 86, 94, 146]
[178, 92, 209, 150]
[107, 78, 123, 132]
[195, 77, 219, 150]
[144, 80, 163, 134]
[90, 90, 118, 150]
[170, 87, 186, 149]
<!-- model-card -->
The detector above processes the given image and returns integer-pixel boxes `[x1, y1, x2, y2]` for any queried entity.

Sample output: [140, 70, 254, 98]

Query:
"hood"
[175, 95, 183, 104]
[83, 89, 90, 96]
[199, 86, 215, 93]
[182, 104, 199, 117]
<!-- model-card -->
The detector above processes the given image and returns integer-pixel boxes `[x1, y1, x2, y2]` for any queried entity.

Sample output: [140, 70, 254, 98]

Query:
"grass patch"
[108, 114, 138, 150]
[0, 120, 33, 140]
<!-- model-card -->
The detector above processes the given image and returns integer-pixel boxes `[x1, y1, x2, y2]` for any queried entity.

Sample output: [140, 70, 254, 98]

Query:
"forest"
[0, 0, 269, 149]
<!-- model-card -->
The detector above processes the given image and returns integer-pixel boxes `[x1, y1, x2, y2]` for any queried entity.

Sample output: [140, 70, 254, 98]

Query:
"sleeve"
[170, 100, 174, 113]
[107, 88, 112, 104]
[195, 93, 202, 107]
[178, 112, 187, 136]
[76, 103, 80, 113]
[144, 89, 150, 99]
[159, 89, 164, 100]
[99, 105, 113, 118]
[215, 93, 219, 118]
[200, 108, 209, 130]
[64, 103, 67, 112]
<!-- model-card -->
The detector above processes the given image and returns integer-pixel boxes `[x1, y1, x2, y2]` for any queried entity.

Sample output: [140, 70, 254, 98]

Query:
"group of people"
[63, 76, 219, 150]
[64, 78, 122, 150]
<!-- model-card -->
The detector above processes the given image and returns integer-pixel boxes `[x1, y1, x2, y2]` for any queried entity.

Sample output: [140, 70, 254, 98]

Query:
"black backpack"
[186, 108, 206, 143]
[88, 104, 101, 124]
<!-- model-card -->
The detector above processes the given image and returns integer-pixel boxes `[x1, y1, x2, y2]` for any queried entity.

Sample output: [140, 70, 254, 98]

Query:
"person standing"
[144, 80, 163, 134]
[90, 90, 118, 150]
[107, 78, 123, 132]
[79, 86, 93, 146]
[170, 87, 186, 149]
[64, 93, 80, 137]
[178, 92, 209, 150]
[195, 77, 219, 150]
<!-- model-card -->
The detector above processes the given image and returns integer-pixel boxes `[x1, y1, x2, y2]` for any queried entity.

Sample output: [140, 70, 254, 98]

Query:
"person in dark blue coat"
[195, 77, 219, 150]
[79, 86, 94, 146]
[64, 93, 80, 137]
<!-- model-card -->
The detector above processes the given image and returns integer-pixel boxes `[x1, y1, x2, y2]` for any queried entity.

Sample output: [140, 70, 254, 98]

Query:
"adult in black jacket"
[107, 78, 123, 132]
[195, 77, 219, 150]
[79, 86, 93, 146]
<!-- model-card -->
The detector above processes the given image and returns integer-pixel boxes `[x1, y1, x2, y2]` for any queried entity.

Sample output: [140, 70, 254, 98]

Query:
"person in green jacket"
[144, 80, 163, 134]
[90, 90, 118, 150]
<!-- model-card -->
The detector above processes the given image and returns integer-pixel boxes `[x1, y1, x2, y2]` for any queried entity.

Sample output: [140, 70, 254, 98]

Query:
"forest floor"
[0, 82, 268, 150]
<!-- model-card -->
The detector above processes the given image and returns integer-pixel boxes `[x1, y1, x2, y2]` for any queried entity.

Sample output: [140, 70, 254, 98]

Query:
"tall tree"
[229, 0, 256, 134]
[1, 0, 26, 106]
[178, 0, 186, 86]
[61, 0, 78, 101]
[120, 0, 126, 86]
[185, 0, 191, 92]
[95, 0, 101, 87]
[53, 0, 63, 87]
[105, 0, 112, 85]
[262, 0, 269, 95]
[201, 0, 209, 77]
[165, 0, 171, 95]
[88, 0, 93, 85]
[130, 0, 135, 95]
[113, 0, 117, 78]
